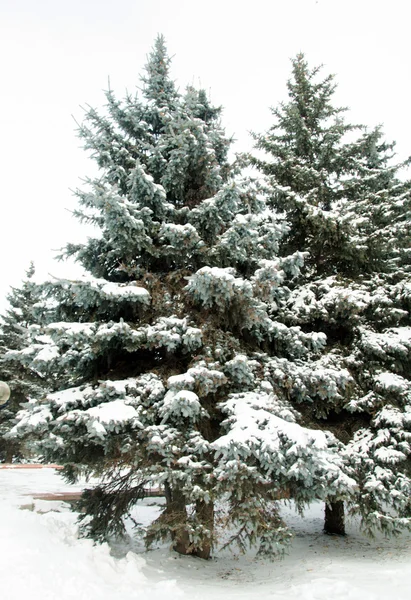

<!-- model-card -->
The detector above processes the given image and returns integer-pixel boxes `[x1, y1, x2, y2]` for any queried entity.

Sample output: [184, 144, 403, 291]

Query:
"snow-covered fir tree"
[0, 264, 48, 462]
[11, 38, 354, 558]
[253, 54, 411, 537]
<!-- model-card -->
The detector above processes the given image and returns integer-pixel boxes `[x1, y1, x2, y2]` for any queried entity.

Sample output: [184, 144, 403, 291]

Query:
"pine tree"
[253, 54, 411, 537]
[11, 38, 354, 558]
[0, 264, 47, 462]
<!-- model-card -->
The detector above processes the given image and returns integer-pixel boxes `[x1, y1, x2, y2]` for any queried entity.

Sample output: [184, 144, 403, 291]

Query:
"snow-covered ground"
[1, 468, 411, 600]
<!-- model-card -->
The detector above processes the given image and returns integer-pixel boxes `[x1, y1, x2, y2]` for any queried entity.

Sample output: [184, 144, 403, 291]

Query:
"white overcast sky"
[0, 0, 410, 311]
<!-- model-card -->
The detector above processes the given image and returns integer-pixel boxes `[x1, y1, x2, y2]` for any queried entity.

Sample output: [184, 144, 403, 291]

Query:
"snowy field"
[1, 468, 411, 600]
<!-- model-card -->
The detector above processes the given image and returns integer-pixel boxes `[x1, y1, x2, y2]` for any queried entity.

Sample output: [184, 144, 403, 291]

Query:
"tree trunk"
[164, 485, 214, 559]
[193, 499, 214, 560]
[324, 499, 345, 535]
[5, 448, 14, 464]
[164, 484, 191, 556]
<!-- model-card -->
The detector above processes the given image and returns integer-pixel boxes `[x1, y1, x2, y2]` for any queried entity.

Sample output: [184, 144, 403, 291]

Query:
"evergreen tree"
[253, 54, 411, 537]
[252, 54, 358, 278]
[11, 38, 353, 558]
[0, 264, 47, 462]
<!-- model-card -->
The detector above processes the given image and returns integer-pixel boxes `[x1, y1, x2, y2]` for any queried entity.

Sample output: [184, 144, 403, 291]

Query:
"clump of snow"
[159, 389, 204, 423]
[167, 365, 227, 397]
[185, 267, 252, 308]
[33, 344, 60, 363]
[85, 400, 141, 436]
[45, 275, 151, 311]
[99, 281, 150, 302]
[374, 372, 411, 394]
[360, 327, 411, 358]
[167, 373, 196, 390]
[10, 405, 53, 436]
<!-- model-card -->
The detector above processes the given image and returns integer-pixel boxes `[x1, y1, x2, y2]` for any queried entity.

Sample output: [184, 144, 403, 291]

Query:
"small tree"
[0, 264, 47, 462]
[12, 38, 353, 558]
[253, 54, 411, 537]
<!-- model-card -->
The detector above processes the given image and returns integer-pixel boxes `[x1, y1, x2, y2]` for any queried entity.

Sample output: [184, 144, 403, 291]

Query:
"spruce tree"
[0, 264, 47, 462]
[253, 54, 411, 537]
[11, 38, 353, 558]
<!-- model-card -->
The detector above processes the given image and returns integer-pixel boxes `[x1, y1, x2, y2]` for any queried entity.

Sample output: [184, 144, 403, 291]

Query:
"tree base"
[165, 485, 213, 560]
[324, 500, 345, 536]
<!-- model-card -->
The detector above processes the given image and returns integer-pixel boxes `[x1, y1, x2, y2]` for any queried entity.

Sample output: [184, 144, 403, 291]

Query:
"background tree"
[11, 38, 353, 559]
[253, 54, 411, 537]
[0, 264, 48, 462]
